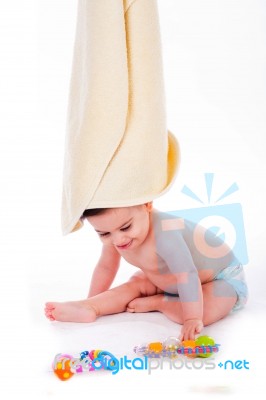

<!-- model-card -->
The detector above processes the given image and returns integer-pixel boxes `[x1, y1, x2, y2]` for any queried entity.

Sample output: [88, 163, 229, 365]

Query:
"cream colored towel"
[61, 0, 180, 235]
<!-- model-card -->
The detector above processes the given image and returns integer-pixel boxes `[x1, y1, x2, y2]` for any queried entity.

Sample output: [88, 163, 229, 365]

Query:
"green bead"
[195, 335, 215, 358]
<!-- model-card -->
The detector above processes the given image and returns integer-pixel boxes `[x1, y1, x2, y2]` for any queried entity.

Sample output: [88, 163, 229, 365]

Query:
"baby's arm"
[155, 228, 203, 340]
[88, 245, 121, 297]
[178, 273, 203, 341]
[167, 263, 204, 341]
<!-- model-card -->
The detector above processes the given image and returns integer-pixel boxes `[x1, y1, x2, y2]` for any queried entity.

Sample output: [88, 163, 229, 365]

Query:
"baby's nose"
[112, 231, 127, 246]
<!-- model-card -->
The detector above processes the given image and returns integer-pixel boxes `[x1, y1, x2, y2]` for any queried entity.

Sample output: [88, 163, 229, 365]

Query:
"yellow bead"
[57, 362, 62, 370]
[94, 349, 102, 358]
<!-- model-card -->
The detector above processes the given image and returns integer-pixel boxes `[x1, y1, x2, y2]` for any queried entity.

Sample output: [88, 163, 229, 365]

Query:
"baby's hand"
[178, 319, 203, 341]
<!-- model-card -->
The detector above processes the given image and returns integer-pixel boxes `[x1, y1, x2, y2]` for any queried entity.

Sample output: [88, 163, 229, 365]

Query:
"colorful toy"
[195, 335, 216, 358]
[163, 336, 180, 353]
[181, 340, 197, 358]
[134, 335, 220, 359]
[52, 354, 75, 381]
[52, 335, 220, 380]
[52, 349, 115, 381]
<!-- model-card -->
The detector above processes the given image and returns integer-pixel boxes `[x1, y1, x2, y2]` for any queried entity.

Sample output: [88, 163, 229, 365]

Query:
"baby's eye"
[99, 232, 110, 237]
[120, 224, 131, 232]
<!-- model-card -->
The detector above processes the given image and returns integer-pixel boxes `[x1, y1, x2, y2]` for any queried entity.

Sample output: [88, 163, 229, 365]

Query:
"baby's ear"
[145, 202, 153, 212]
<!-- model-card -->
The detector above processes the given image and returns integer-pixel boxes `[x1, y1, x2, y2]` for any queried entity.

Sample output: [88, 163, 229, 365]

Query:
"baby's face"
[87, 204, 152, 251]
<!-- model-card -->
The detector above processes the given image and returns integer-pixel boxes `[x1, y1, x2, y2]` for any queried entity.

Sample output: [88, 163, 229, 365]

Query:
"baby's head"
[81, 203, 153, 251]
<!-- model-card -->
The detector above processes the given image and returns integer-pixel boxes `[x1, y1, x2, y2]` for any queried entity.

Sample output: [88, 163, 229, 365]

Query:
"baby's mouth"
[116, 239, 133, 250]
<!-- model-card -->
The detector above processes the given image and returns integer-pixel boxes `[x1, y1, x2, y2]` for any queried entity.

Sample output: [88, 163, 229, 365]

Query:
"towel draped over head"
[61, 0, 180, 235]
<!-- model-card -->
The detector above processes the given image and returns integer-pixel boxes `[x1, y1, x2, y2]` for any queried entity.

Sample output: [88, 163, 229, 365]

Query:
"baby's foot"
[44, 300, 98, 323]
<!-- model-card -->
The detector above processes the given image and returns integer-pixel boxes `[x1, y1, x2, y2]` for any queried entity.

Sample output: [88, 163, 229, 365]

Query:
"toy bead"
[72, 352, 89, 373]
[181, 340, 197, 358]
[97, 351, 117, 370]
[163, 336, 180, 351]
[89, 349, 103, 360]
[88, 349, 104, 370]
[89, 350, 95, 360]
[162, 336, 180, 358]
[195, 335, 215, 358]
[133, 344, 148, 356]
[80, 351, 89, 360]
[148, 342, 164, 354]
[93, 349, 103, 358]
[53, 354, 74, 381]
[74, 364, 83, 373]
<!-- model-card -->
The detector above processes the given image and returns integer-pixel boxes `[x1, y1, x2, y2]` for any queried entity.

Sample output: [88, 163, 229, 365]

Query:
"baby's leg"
[127, 279, 237, 326]
[201, 279, 238, 325]
[45, 273, 160, 323]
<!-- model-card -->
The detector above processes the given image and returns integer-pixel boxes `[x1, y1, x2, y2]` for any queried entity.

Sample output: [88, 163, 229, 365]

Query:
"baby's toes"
[45, 312, 55, 321]
[45, 302, 56, 310]
[44, 307, 55, 321]
[127, 298, 143, 312]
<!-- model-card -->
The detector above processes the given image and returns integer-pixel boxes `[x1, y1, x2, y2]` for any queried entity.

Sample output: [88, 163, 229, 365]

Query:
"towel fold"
[61, 0, 180, 235]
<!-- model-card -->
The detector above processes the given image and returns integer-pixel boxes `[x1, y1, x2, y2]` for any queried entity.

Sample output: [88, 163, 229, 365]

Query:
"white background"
[0, 0, 266, 398]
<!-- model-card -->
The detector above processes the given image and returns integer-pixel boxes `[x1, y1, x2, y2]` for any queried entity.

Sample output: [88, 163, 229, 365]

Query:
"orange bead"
[54, 359, 74, 381]
[148, 342, 163, 354]
[182, 340, 196, 358]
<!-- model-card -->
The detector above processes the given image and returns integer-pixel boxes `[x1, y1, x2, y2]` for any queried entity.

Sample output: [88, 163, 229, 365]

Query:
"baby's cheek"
[130, 227, 140, 239]
[100, 236, 111, 244]
[135, 227, 149, 241]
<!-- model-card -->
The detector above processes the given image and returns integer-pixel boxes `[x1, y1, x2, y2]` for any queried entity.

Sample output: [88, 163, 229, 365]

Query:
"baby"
[45, 203, 248, 340]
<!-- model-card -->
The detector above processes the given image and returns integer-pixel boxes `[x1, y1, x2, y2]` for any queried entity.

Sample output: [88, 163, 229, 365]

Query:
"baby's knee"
[129, 270, 147, 283]
[128, 272, 158, 296]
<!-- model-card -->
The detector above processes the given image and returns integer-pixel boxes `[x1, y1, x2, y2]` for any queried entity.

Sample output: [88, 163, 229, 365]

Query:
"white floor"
[3, 284, 266, 399]
[1, 0, 266, 399]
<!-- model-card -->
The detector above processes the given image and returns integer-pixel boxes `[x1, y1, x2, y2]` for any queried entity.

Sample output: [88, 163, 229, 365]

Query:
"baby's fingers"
[179, 326, 194, 341]
[179, 320, 203, 341]
[196, 321, 203, 334]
